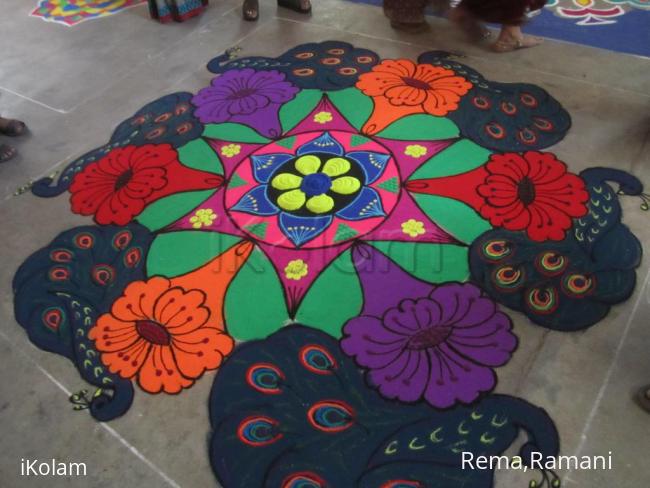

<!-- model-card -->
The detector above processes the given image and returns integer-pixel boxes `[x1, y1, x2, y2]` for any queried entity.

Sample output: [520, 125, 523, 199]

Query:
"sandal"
[242, 0, 259, 21]
[636, 385, 650, 413]
[0, 143, 17, 163]
[0, 117, 27, 137]
[277, 0, 311, 14]
[492, 35, 543, 53]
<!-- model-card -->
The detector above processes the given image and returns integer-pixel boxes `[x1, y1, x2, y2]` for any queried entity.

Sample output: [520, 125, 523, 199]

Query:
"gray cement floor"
[1, 1, 650, 486]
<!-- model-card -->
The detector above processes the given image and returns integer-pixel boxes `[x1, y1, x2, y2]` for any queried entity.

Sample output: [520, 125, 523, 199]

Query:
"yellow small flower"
[401, 219, 425, 238]
[220, 144, 242, 158]
[313, 111, 333, 124]
[285, 259, 309, 281]
[404, 144, 428, 158]
[189, 208, 217, 229]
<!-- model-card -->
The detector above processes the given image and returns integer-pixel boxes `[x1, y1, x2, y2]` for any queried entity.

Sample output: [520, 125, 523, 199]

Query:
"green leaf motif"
[333, 223, 359, 242]
[377, 114, 459, 141]
[203, 123, 270, 143]
[368, 241, 470, 284]
[328, 88, 373, 130]
[409, 139, 492, 180]
[378, 177, 399, 194]
[276, 135, 297, 150]
[295, 250, 362, 338]
[177, 138, 224, 175]
[228, 173, 248, 189]
[350, 134, 369, 147]
[146, 231, 242, 278]
[411, 193, 492, 245]
[279, 90, 323, 133]
[136, 189, 217, 232]
[243, 223, 268, 239]
[224, 248, 289, 341]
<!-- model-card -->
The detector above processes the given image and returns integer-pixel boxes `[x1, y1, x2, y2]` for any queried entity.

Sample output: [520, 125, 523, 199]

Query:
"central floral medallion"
[225, 130, 400, 248]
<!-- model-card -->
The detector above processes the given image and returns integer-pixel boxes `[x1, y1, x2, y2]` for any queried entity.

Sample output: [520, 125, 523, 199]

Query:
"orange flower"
[356, 59, 472, 134]
[89, 276, 234, 394]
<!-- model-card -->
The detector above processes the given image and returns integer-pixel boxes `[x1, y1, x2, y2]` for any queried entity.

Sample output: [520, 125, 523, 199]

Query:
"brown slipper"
[636, 385, 650, 413]
[0, 117, 27, 137]
[0, 144, 17, 163]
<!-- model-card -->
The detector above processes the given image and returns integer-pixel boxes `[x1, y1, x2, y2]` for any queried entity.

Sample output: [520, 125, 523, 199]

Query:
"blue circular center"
[301, 173, 332, 197]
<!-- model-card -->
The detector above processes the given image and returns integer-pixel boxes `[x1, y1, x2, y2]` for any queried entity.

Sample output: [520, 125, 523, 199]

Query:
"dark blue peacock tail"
[209, 326, 560, 487]
[207, 41, 380, 91]
[31, 92, 204, 197]
[469, 167, 643, 331]
[417, 51, 571, 153]
[13, 223, 153, 420]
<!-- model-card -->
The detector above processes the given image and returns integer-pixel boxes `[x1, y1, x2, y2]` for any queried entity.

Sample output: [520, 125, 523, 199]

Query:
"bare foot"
[0, 143, 17, 163]
[0, 117, 27, 137]
[492, 34, 543, 53]
[449, 7, 490, 41]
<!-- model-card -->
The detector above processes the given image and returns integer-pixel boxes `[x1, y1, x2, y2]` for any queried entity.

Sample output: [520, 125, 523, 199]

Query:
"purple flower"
[341, 283, 517, 408]
[191, 69, 298, 138]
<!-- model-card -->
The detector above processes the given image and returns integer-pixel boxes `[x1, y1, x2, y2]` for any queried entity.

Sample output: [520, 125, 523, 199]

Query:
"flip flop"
[492, 35, 543, 53]
[0, 143, 17, 163]
[277, 0, 311, 14]
[636, 385, 650, 413]
[0, 118, 27, 137]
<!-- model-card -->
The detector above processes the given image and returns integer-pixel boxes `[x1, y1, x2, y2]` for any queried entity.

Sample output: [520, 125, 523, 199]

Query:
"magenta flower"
[341, 281, 517, 408]
[191, 69, 299, 138]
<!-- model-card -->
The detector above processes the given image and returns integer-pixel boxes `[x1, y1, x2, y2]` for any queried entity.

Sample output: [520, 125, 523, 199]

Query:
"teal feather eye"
[380, 481, 423, 488]
[237, 416, 283, 447]
[281, 472, 326, 488]
[73, 232, 94, 249]
[526, 287, 558, 314]
[50, 248, 74, 263]
[535, 252, 568, 276]
[41, 307, 65, 331]
[246, 363, 284, 394]
[300, 345, 337, 374]
[112, 230, 133, 250]
[307, 400, 355, 432]
[492, 265, 524, 291]
[481, 239, 513, 261]
[562, 273, 595, 297]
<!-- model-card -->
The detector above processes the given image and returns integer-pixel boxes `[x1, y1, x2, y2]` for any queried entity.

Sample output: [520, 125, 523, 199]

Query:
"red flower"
[70, 144, 176, 225]
[477, 151, 588, 241]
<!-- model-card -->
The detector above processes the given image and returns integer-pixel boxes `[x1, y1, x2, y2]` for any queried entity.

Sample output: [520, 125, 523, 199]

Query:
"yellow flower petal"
[277, 189, 306, 211]
[404, 144, 428, 158]
[330, 176, 361, 195]
[271, 173, 303, 190]
[314, 111, 333, 124]
[220, 144, 242, 158]
[295, 155, 321, 175]
[285, 259, 309, 280]
[401, 219, 426, 238]
[306, 194, 334, 214]
[322, 157, 351, 177]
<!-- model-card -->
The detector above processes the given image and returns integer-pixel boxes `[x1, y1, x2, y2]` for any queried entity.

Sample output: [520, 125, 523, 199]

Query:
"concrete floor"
[1, 1, 650, 486]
